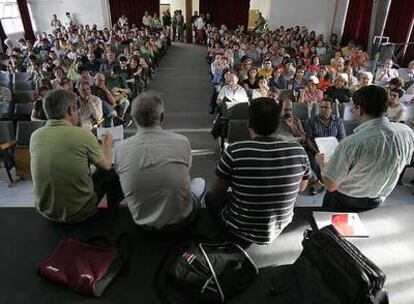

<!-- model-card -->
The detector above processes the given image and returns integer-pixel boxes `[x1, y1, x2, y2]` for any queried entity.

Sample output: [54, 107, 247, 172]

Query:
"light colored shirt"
[387, 104, 405, 122]
[323, 117, 414, 198]
[142, 15, 152, 26]
[114, 126, 193, 229]
[78, 95, 103, 127]
[217, 84, 249, 109]
[375, 68, 399, 86]
[195, 17, 205, 30]
[30, 120, 104, 222]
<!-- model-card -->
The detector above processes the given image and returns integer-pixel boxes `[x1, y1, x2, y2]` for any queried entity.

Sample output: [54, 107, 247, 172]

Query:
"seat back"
[16, 121, 46, 148]
[227, 119, 250, 143]
[0, 120, 14, 143]
[14, 103, 33, 118]
[401, 105, 414, 123]
[278, 89, 295, 102]
[13, 81, 35, 91]
[343, 120, 360, 137]
[225, 102, 249, 119]
[13, 90, 34, 104]
[293, 103, 310, 122]
[0, 72, 11, 85]
[12, 72, 30, 83]
[341, 103, 355, 121]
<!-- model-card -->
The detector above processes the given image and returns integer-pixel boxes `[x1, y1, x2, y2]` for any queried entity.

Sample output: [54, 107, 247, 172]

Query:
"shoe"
[309, 185, 317, 196]
[113, 117, 124, 126]
[123, 118, 133, 128]
[313, 181, 325, 193]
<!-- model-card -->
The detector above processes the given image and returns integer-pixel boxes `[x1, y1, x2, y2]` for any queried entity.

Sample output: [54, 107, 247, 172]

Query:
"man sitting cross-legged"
[114, 91, 206, 231]
[206, 97, 311, 247]
[30, 89, 124, 223]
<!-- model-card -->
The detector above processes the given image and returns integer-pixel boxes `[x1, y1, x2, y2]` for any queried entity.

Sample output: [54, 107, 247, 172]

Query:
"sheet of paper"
[400, 94, 414, 105]
[97, 126, 124, 143]
[315, 137, 339, 162]
[313, 212, 369, 238]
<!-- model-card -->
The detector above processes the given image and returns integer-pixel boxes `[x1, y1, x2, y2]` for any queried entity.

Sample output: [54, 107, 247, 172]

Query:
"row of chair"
[0, 72, 35, 92]
[0, 120, 46, 184]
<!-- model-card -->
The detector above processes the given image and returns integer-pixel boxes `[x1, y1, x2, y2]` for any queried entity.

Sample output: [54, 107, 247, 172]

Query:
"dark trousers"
[93, 167, 124, 208]
[305, 148, 322, 181]
[322, 191, 382, 211]
[205, 192, 252, 249]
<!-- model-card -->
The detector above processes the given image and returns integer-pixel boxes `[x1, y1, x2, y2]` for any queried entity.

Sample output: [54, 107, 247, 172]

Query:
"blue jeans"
[322, 191, 382, 211]
[102, 100, 115, 127]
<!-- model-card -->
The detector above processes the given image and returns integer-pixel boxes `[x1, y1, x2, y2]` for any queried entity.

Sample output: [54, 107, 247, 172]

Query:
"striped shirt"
[216, 137, 311, 244]
[305, 114, 346, 140]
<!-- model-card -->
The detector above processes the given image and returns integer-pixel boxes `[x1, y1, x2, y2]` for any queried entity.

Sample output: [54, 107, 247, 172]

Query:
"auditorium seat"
[293, 103, 310, 123]
[228, 119, 249, 143]
[0, 72, 11, 86]
[278, 89, 295, 102]
[12, 91, 34, 104]
[12, 72, 30, 83]
[13, 81, 35, 91]
[0, 120, 16, 184]
[341, 103, 355, 121]
[15, 121, 45, 179]
[401, 105, 414, 123]
[343, 120, 360, 136]
[14, 103, 33, 119]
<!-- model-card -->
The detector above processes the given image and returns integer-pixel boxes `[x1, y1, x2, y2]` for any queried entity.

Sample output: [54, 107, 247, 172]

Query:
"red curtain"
[341, 0, 373, 48]
[16, 0, 35, 42]
[384, 0, 414, 43]
[109, 0, 159, 27]
[199, 0, 250, 30]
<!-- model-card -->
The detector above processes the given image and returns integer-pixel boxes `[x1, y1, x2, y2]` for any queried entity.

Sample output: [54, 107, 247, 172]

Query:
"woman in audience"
[268, 67, 287, 89]
[317, 67, 333, 91]
[31, 87, 49, 121]
[325, 75, 352, 103]
[351, 71, 373, 92]
[252, 76, 270, 99]
[288, 65, 306, 93]
[50, 66, 66, 89]
[307, 55, 321, 75]
[375, 58, 399, 86]
[344, 66, 358, 88]
[387, 88, 405, 122]
[299, 75, 323, 104]
[241, 67, 259, 93]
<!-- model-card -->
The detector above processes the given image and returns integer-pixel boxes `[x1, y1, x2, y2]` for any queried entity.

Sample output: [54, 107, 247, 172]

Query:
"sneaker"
[123, 118, 133, 128]
[313, 181, 325, 193]
[113, 117, 124, 126]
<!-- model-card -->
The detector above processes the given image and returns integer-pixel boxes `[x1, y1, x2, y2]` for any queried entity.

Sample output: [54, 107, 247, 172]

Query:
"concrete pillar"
[367, 0, 392, 55]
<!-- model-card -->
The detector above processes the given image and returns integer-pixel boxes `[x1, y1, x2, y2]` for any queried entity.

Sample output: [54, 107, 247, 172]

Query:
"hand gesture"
[315, 153, 327, 167]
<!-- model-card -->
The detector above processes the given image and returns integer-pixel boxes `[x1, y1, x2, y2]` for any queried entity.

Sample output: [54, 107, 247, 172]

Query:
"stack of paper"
[313, 212, 369, 238]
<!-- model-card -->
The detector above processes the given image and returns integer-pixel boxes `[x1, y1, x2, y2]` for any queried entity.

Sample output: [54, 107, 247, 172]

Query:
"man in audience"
[30, 90, 124, 223]
[375, 59, 399, 86]
[99, 51, 118, 74]
[78, 81, 103, 129]
[106, 65, 130, 121]
[316, 86, 414, 210]
[216, 73, 249, 110]
[278, 98, 306, 143]
[305, 97, 346, 194]
[115, 91, 206, 230]
[207, 98, 310, 246]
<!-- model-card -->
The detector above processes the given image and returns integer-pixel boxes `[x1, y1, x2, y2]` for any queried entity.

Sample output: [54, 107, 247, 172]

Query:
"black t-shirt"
[33, 99, 47, 120]
[241, 79, 259, 90]
[325, 86, 352, 103]
[91, 85, 107, 102]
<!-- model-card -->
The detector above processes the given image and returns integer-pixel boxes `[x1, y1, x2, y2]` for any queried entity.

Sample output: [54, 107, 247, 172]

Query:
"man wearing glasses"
[316, 86, 414, 210]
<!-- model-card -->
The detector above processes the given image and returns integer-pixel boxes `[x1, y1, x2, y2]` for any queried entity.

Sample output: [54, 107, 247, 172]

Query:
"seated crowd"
[2, 14, 414, 250]
[3, 13, 170, 127]
[205, 23, 414, 195]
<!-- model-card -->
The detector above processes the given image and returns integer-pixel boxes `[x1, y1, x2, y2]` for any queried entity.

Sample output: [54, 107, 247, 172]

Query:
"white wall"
[268, 0, 347, 38]
[28, 0, 109, 33]
[250, 0, 271, 20]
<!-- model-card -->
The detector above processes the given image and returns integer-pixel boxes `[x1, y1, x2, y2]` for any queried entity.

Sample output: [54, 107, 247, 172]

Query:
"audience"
[30, 89, 124, 222]
[387, 88, 405, 122]
[316, 86, 414, 210]
[115, 91, 206, 230]
[278, 98, 306, 143]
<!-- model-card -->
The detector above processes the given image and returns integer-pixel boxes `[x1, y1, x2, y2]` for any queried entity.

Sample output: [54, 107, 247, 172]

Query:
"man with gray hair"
[115, 90, 206, 230]
[30, 89, 124, 223]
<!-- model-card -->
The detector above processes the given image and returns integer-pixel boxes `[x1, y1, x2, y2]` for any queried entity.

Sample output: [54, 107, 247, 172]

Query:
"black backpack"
[155, 241, 258, 303]
[269, 225, 389, 304]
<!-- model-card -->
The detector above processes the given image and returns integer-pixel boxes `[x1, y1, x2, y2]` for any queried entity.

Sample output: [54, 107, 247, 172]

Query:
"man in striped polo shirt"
[207, 98, 311, 245]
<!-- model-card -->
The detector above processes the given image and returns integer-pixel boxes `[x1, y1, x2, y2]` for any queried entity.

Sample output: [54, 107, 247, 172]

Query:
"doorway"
[160, 4, 171, 16]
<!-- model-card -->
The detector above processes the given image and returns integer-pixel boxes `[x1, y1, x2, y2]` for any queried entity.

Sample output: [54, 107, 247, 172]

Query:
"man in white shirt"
[115, 91, 206, 231]
[375, 58, 399, 86]
[195, 14, 205, 44]
[217, 73, 249, 110]
[142, 11, 152, 28]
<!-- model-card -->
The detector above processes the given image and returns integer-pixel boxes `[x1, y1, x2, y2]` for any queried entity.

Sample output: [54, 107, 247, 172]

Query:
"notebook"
[313, 212, 369, 238]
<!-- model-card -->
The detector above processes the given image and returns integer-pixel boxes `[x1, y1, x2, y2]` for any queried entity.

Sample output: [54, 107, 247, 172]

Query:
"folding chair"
[293, 103, 310, 124]
[13, 81, 35, 91]
[12, 90, 34, 104]
[14, 121, 46, 179]
[0, 120, 16, 184]
[12, 72, 30, 83]
[343, 120, 360, 137]
[14, 103, 33, 120]
[401, 105, 414, 123]
[341, 103, 355, 121]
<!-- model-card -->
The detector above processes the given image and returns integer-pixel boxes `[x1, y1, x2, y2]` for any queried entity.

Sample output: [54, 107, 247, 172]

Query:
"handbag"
[157, 241, 258, 303]
[37, 234, 129, 297]
[269, 225, 389, 304]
